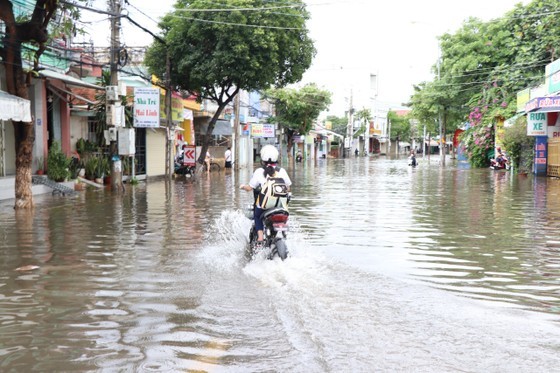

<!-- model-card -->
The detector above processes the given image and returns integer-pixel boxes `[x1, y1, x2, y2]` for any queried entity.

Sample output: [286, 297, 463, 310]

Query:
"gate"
[548, 138, 560, 177]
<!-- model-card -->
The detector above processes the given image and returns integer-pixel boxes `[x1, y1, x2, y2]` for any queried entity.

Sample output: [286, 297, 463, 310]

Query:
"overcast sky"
[77, 0, 529, 116]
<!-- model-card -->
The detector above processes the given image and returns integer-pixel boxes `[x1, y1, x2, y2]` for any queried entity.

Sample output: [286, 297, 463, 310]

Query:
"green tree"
[265, 83, 331, 158]
[355, 108, 372, 137]
[145, 0, 315, 166]
[408, 0, 560, 167]
[0, 0, 82, 209]
[325, 115, 348, 136]
[388, 110, 411, 144]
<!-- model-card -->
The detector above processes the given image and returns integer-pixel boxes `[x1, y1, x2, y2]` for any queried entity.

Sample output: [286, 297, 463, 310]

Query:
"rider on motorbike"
[240, 145, 292, 249]
[491, 147, 508, 169]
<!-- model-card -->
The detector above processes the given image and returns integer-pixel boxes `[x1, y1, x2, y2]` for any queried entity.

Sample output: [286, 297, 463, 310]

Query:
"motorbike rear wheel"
[272, 238, 288, 260]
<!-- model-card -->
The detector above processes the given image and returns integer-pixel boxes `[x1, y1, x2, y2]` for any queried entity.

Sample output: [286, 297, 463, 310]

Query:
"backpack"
[257, 171, 289, 210]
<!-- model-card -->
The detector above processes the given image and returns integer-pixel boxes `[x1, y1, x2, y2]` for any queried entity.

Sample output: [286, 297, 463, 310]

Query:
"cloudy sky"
[77, 0, 529, 116]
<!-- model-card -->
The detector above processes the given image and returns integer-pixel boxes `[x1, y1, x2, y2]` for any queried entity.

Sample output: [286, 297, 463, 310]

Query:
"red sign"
[183, 145, 196, 166]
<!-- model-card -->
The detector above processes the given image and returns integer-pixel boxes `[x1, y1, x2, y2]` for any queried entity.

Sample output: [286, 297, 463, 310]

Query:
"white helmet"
[260, 145, 279, 163]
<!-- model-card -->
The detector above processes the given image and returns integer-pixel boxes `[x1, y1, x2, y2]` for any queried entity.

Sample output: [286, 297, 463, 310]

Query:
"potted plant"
[95, 156, 109, 184]
[35, 156, 44, 175]
[84, 156, 98, 180]
[47, 141, 70, 182]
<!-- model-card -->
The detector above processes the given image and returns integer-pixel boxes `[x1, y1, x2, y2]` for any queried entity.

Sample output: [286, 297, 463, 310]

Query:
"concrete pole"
[233, 92, 240, 170]
[109, 0, 123, 192]
[165, 53, 173, 180]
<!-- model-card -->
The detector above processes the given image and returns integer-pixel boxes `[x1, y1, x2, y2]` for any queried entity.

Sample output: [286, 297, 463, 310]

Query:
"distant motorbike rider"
[491, 147, 508, 169]
[240, 145, 292, 248]
[408, 150, 417, 166]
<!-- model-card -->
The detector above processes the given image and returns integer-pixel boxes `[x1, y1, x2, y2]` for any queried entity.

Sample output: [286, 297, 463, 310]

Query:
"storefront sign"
[525, 96, 560, 113]
[527, 112, 547, 136]
[516, 88, 530, 113]
[251, 123, 275, 138]
[160, 97, 184, 123]
[133, 88, 160, 128]
[534, 137, 547, 176]
[546, 58, 560, 94]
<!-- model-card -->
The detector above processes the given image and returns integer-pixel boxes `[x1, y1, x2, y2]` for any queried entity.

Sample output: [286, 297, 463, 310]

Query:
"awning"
[425, 140, 439, 147]
[398, 141, 411, 147]
[0, 90, 31, 122]
[524, 95, 560, 113]
[38, 69, 103, 90]
[48, 83, 96, 105]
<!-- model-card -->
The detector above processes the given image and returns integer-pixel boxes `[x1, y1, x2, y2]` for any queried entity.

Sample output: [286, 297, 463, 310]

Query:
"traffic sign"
[184, 145, 196, 166]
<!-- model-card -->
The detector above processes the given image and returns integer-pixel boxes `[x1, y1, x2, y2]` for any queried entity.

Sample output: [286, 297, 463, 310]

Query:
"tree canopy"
[145, 0, 315, 164]
[409, 0, 560, 141]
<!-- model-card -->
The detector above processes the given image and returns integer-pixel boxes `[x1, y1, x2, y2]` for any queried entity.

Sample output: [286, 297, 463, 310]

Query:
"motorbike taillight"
[269, 214, 288, 223]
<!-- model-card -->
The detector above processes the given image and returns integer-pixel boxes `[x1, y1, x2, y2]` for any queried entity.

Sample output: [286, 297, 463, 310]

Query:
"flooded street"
[1, 156, 559, 372]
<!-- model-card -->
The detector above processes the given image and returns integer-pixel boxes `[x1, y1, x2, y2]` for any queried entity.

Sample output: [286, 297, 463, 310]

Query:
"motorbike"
[296, 153, 303, 163]
[490, 157, 509, 170]
[174, 160, 195, 177]
[247, 197, 291, 260]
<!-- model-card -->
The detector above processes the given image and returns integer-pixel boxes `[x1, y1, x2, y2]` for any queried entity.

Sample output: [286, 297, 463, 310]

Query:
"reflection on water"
[0, 157, 559, 371]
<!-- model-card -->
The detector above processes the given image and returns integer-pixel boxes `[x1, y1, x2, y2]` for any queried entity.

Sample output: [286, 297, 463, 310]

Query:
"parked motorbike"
[246, 196, 291, 260]
[174, 160, 195, 177]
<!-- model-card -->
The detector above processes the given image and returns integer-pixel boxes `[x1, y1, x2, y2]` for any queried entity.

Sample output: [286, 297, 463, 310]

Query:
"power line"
[164, 13, 305, 30]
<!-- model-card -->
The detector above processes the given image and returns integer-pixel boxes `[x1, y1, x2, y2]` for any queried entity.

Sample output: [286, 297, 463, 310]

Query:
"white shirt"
[225, 149, 232, 162]
[248, 167, 292, 190]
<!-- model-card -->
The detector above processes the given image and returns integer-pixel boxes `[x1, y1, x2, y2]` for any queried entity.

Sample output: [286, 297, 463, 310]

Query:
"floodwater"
[0, 156, 559, 372]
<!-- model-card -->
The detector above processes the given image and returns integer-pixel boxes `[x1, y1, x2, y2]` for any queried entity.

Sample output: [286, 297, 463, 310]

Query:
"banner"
[251, 123, 275, 138]
[527, 112, 547, 136]
[133, 88, 160, 128]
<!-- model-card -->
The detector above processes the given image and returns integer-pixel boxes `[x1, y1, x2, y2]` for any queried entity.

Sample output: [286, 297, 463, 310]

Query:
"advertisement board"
[133, 88, 160, 128]
[251, 123, 275, 138]
[527, 112, 547, 136]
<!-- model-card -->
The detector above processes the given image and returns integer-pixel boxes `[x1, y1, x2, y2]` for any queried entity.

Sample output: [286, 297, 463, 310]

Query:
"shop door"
[547, 138, 560, 177]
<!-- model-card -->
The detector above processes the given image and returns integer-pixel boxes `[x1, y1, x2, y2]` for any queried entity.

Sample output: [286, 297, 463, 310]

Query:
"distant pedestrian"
[205, 150, 211, 173]
[225, 147, 232, 168]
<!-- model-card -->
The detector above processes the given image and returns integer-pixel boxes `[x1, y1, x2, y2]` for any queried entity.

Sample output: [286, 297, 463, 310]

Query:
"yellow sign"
[160, 96, 184, 123]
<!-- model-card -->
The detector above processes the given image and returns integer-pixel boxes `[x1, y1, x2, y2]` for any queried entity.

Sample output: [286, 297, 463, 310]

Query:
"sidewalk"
[0, 176, 62, 202]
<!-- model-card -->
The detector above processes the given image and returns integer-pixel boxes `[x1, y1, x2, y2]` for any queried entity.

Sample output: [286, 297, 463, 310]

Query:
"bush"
[461, 123, 494, 168]
[47, 141, 70, 182]
[502, 116, 534, 173]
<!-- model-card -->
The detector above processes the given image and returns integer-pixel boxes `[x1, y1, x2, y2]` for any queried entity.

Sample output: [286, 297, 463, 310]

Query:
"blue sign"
[534, 136, 547, 176]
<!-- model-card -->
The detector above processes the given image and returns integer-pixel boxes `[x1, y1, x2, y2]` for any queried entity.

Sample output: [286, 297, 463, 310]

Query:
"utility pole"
[109, 0, 123, 192]
[346, 89, 353, 158]
[165, 53, 173, 179]
[233, 92, 240, 170]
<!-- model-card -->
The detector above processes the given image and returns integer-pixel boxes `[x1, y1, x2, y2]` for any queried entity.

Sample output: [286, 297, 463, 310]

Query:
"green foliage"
[408, 0, 560, 168]
[146, 0, 315, 96]
[325, 115, 348, 136]
[502, 116, 535, 173]
[461, 124, 494, 168]
[96, 156, 110, 178]
[265, 84, 331, 139]
[84, 157, 98, 180]
[145, 0, 315, 163]
[47, 141, 70, 182]
[355, 108, 372, 138]
[388, 111, 411, 141]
